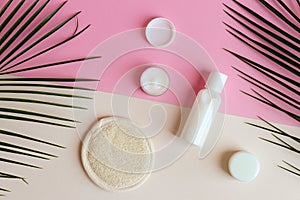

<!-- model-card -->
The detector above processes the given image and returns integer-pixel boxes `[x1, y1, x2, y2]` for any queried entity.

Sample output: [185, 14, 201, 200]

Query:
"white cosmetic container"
[140, 66, 170, 96]
[182, 71, 227, 149]
[229, 151, 260, 182]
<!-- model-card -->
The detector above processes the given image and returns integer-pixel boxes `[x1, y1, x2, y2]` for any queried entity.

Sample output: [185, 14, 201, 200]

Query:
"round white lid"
[229, 151, 260, 182]
[145, 17, 176, 47]
[140, 67, 170, 96]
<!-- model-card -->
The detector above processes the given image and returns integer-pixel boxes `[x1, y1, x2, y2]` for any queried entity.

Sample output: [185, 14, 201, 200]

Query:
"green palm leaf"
[1, 10, 82, 69]
[229, 0, 300, 44]
[0, 141, 57, 158]
[0, 1, 66, 65]
[0, 158, 41, 169]
[0, 83, 94, 91]
[257, 0, 300, 32]
[0, 56, 101, 75]
[0, 129, 64, 148]
[224, 23, 300, 68]
[0, 90, 91, 99]
[225, 28, 299, 76]
[0, 0, 50, 54]
[0, 78, 98, 82]
[222, 12, 299, 61]
[6, 25, 91, 69]
[0, 114, 75, 128]
[223, 3, 300, 52]
[0, 188, 10, 192]
[232, 67, 300, 108]
[278, 160, 300, 176]
[0, 0, 25, 32]
[224, 49, 300, 92]
[0, 107, 79, 123]
[0, 172, 27, 183]
[0, 0, 39, 45]
[0, 1, 100, 195]
[0, 0, 13, 18]
[0, 147, 49, 160]
[246, 122, 300, 143]
[224, 0, 300, 176]
[241, 90, 300, 122]
[0, 97, 86, 109]
[276, 0, 300, 23]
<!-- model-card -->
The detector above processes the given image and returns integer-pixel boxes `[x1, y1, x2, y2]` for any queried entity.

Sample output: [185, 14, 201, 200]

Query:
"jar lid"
[140, 66, 170, 96]
[145, 17, 176, 47]
[229, 151, 260, 182]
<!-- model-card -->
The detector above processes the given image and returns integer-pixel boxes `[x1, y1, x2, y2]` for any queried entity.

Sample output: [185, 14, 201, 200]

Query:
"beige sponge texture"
[81, 117, 153, 192]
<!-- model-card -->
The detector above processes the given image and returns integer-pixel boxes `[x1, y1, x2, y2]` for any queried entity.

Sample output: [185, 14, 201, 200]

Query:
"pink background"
[1, 0, 299, 126]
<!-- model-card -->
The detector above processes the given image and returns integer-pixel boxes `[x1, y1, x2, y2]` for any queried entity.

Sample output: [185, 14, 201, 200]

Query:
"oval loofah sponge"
[81, 117, 153, 192]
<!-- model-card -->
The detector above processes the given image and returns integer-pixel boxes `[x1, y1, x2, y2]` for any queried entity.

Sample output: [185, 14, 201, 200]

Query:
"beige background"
[1, 90, 299, 199]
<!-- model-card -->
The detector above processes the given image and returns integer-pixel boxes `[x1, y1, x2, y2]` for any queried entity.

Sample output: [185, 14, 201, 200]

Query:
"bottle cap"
[228, 151, 260, 182]
[206, 71, 227, 94]
[140, 66, 170, 96]
[145, 17, 176, 48]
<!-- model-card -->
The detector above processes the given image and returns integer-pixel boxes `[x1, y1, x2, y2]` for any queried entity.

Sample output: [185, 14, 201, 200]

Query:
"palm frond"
[0, 141, 57, 158]
[0, 90, 91, 99]
[0, 158, 41, 169]
[0, 83, 94, 91]
[1, 10, 82, 69]
[0, 1, 67, 65]
[6, 25, 91, 69]
[222, 13, 299, 61]
[0, 188, 10, 195]
[0, 188, 10, 193]
[0, 0, 25, 33]
[276, 0, 300, 23]
[0, 0, 13, 18]
[241, 90, 300, 122]
[229, 0, 300, 44]
[0, 172, 27, 183]
[257, 0, 300, 32]
[0, 171, 27, 195]
[0, 1, 101, 194]
[0, 129, 64, 148]
[0, 97, 86, 109]
[0, 56, 101, 75]
[259, 136, 299, 154]
[257, 116, 299, 139]
[272, 134, 299, 152]
[234, 70, 300, 110]
[0, 114, 75, 128]
[0, 0, 50, 54]
[224, 49, 300, 94]
[243, 81, 300, 110]
[225, 28, 299, 76]
[246, 118, 300, 143]
[0, 147, 49, 160]
[282, 160, 300, 172]
[225, 23, 300, 70]
[223, 4, 300, 53]
[0, 78, 98, 82]
[0, 107, 79, 123]
[0, 0, 39, 45]
[224, 0, 300, 176]
[278, 165, 300, 176]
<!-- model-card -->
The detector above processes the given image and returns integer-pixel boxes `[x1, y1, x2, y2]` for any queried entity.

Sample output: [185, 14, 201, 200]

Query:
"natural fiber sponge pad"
[81, 117, 153, 192]
[228, 151, 260, 182]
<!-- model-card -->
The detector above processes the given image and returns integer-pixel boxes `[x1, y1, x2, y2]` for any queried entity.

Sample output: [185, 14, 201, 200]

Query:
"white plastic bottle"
[182, 71, 227, 148]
